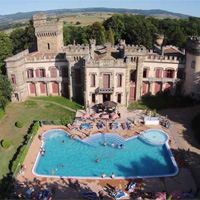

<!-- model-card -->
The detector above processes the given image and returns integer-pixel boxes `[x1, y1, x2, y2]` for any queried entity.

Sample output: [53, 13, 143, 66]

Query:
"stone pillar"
[35, 82, 40, 96]
[68, 61, 73, 100]
[135, 57, 145, 101]
[161, 82, 166, 91]
[149, 81, 154, 94]
[46, 82, 51, 96]
[58, 82, 62, 96]
[33, 70, 36, 78]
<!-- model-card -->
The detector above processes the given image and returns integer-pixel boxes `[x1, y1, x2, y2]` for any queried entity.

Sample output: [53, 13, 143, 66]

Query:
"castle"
[5, 13, 200, 107]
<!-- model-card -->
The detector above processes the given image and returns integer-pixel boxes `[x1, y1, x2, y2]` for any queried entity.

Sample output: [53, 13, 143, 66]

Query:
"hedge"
[11, 121, 39, 173]
[1, 139, 11, 149]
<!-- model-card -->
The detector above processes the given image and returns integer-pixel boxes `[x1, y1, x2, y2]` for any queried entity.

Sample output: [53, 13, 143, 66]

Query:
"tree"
[0, 32, 13, 74]
[103, 13, 125, 43]
[88, 22, 106, 45]
[106, 27, 115, 45]
[0, 74, 12, 104]
[9, 20, 36, 55]
[76, 21, 81, 25]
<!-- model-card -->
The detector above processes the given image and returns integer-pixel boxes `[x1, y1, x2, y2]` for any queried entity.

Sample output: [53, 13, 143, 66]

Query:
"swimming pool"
[33, 129, 178, 179]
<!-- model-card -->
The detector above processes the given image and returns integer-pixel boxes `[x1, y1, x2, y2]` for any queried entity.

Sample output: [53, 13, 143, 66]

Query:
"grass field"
[60, 12, 112, 26]
[0, 101, 75, 179]
[31, 96, 83, 110]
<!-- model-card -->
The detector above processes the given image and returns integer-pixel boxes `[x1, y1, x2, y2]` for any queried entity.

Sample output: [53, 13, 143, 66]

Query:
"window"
[117, 93, 121, 103]
[117, 74, 122, 87]
[62, 68, 68, 78]
[92, 94, 95, 103]
[191, 61, 195, 69]
[51, 68, 57, 77]
[91, 74, 96, 87]
[143, 69, 148, 78]
[155, 69, 162, 78]
[36, 69, 45, 77]
[27, 69, 34, 78]
[11, 74, 16, 84]
[130, 70, 136, 82]
[165, 70, 174, 78]
[39, 69, 45, 77]
[75, 68, 81, 84]
[103, 74, 110, 88]
[48, 43, 50, 50]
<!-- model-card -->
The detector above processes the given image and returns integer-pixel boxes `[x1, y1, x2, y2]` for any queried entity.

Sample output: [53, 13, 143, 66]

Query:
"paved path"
[31, 99, 76, 112]
[169, 122, 185, 150]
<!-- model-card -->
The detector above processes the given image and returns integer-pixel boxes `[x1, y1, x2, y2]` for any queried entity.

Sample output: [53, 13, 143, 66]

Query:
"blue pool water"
[33, 129, 178, 178]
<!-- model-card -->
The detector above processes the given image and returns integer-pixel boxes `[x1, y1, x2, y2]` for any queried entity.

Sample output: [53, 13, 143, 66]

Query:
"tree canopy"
[0, 32, 13, 74]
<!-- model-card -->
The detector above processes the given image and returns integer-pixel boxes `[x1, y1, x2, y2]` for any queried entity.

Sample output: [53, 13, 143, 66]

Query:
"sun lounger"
[98, 122, 103, 129]
[26, 187, 34, 197]
[43, 189, 51, 200]
[115, 192, 128, 200]
[82, 192, 97, 199]
[122, 122, 128, 130]
[127, 182, 136, 192]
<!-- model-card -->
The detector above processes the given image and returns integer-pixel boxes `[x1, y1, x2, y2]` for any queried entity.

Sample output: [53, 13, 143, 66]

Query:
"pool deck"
[15, 115, 198, 199]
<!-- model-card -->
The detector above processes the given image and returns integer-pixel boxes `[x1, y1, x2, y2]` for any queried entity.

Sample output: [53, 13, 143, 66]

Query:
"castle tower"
[33, 13, 63, 52]
[184, 36, 200, 98]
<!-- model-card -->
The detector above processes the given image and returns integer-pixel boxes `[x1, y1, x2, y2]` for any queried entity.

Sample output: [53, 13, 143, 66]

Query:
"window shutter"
[36, 69, 40, 77]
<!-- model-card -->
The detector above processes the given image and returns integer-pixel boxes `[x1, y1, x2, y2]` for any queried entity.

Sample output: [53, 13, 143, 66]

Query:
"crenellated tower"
[33, 13, 63, 52]
[184, 36, 200, 98]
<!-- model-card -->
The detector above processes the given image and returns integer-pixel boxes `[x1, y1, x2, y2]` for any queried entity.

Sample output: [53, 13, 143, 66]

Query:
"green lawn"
[0, 101, 75, 180]
[128, 94, 194, 111]
[31, 96, 83, 110]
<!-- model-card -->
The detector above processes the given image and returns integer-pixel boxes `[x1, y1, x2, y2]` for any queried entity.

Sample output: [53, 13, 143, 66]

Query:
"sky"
[0, 0, 199, 17]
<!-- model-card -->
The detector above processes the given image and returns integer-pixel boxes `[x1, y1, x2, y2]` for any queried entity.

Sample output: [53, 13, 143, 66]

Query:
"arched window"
[130, 70, 136, 82]
[11, 74, 16, 84]
[165, 69, 174, 78]
[27, 69, 34, 78]
[50, 68, 57, 77]
[143, 68, 148, 78]
[155, 68, 162, 78]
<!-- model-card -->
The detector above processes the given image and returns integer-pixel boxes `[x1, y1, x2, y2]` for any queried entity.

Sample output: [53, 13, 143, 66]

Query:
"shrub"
[11, 121, 39, 173]
[61, 117, 68, 125]
[54, 120, 62, 125]
[76, 21, 81, 25]
[0, 109, 4, 119]
[16, 121, 23, 128]
[1, 139, 11, 149]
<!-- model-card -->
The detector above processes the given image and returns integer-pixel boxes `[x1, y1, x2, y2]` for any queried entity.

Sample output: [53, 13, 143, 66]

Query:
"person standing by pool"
[51, 168, 54, 175]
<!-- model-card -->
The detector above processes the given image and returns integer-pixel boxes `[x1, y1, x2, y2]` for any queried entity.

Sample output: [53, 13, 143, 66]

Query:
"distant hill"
[0, 7, 190, 25]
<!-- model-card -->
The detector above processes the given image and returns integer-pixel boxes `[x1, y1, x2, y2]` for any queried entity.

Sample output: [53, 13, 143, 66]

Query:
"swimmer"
[101, 172, 106, 178]
[103, 141, 106, 146]
[111, 142, 115, 147]
[118, 144, 124, 149]
[51, 168, 54, 175]
[111, 172, 115, 179]
[62, 140, 65, 144]
[96, 158, 100, 163]
[41, 151, 45, 156]
[59, 163, 64, 168]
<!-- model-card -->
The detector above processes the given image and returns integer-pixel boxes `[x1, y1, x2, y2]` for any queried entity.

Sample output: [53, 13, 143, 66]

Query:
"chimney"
[106, 42, 111, 58]
[89, 39, 96, 59]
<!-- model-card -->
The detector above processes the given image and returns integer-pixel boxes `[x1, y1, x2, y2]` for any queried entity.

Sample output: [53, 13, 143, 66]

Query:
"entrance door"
[103, 94, 111, 102]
